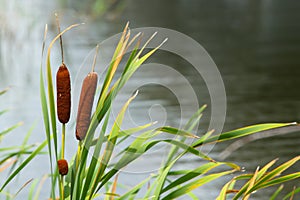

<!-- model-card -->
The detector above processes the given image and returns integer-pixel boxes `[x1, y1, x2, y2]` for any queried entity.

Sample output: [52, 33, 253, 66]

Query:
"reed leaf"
[117, 176, 152, 200]
[216, 179, 237, 200]
[161, 170, 236, 200]
[0, 87, 9, 96]
[270, 185, 284, 200]
[88, 91, 138, 199]
[283, 187, 300, 200]
[193, 123, 296, 147]
[161, 162, 226, 194]
[0, 122, 23, 138]
[233, 158, 278, 199]
[80, 111, 110, 200]
[0, 140, 47, 191]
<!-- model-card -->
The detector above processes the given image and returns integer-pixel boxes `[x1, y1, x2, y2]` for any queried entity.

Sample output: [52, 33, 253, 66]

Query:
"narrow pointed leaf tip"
[132, 90, 139, 98]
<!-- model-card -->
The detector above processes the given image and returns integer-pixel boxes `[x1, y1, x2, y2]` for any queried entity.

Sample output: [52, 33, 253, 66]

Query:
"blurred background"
[1, 0, 300, 199]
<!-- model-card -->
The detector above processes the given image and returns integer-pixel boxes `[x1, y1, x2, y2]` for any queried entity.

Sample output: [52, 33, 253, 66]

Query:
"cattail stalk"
[75, 45, 99, 141]
[55, 13, 70, 200]
[55, 13, 71, 125]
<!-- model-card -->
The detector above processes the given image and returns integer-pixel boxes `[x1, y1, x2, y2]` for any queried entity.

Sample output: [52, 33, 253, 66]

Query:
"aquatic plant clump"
[0, 16, 300, 200]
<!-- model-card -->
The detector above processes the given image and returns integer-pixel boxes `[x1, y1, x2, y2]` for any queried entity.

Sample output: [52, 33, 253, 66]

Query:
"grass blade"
[117, 176, 151, 200]
[88, 91, 138, 199]
[193, 123, 296, 147]
[0, 140, 47, 191]
[161, 170, 236, 200]
[161, 162, 226, 194]
[0, 122, 23, 138]
[270, 185, 284, 200]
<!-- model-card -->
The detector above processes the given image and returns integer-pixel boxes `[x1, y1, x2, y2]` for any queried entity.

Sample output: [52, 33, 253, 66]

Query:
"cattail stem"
[59, 175, 64, 200]
[55, 13, 64, 64]
[91, 44, 99, 72]
[76, 141, 82, 172]
[62, 124, 66, 159]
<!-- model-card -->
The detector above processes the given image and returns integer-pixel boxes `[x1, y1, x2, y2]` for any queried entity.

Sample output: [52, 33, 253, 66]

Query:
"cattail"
[75, 45, 99, 141]
[75, 72, 98, 140]
[55, 14, 71, 124]
[56, 63, 71, 124]
[57, 159, 68, 176]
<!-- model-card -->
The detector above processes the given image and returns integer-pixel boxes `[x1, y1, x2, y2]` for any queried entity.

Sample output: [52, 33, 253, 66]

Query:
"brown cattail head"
[56, 63, 71, 124]
[75, 72, 98, 140]
[57, 159, 68, 176]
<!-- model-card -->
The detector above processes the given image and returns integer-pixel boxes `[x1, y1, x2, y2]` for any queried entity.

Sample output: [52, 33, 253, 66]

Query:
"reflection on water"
[1, 0, 300, 199]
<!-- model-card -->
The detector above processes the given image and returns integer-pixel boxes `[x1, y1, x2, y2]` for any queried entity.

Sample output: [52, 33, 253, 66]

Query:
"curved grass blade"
[249, 156, 300, 194]
[0, 122, 23, 138]
[161, 170, 236, 200]
[0, 159, 16, 173]
[161, 162, 226, 194]
[254, 172, 300, 192]
[117, 176, 152, 200]
[98, 23, 130, 107]
[32, 175, 48, 200]
[88, 91, 138, 199]
[28, 179, 39, 200]
[194, 123, 296, 147]
[40, 63, 56, 199]
[155, 127, 199, 138]
[216, 179, 236, 200]
[184, 104, 207, 131]
[13, 178, 33, 198]
[0, 144, 38, 166]
[80, 111, 111, 200]
[243, 166, 260, 200]
[145, 139, 213, 161]
[0, 140, 47, 191]
[102, 132, 216, 193]
[98, 130, 154, 191]
[283, 187, 300, 200]
[165, 105, 206, 168]
[0, 109, 9, 117]
[152, 153, 183, 200]
[0, 87, 10, 96]
[90, 121, 156, 146]
[233, 158, 278, 199]
[9, 121, 36, 174]
[270, 185, 284, 200]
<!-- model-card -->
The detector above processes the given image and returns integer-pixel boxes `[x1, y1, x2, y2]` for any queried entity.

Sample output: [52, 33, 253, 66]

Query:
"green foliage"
[217, 157, 300, 200]
[1, 21, 300, 200]
[0, 89, 45, 198]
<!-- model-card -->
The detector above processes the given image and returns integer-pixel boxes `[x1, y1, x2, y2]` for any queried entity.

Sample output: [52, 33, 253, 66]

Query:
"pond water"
[1, 0, 300, 199]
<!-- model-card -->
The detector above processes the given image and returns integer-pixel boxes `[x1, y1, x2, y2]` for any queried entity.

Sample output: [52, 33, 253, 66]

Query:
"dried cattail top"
[56, 63, 71, 124]
[75, 72, 98, 141]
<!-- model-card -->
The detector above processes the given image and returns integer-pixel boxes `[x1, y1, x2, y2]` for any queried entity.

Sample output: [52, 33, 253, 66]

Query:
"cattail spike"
[76, 71, 98, 140]
[57, 159, 68, 176]
[56, 63, 71, 124]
